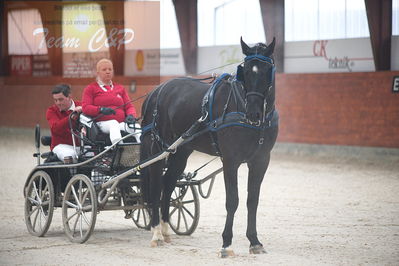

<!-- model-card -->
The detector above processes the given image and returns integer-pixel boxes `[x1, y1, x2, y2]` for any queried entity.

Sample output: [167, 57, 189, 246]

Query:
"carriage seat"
[79, 114, 112, 147]
[79, 114, 138, 147]
[39, 136, 60, 162]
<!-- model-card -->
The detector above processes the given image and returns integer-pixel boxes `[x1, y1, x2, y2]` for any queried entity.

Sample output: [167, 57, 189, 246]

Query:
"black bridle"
[243, 54, 275, 99]
[241, 54, 276, 125]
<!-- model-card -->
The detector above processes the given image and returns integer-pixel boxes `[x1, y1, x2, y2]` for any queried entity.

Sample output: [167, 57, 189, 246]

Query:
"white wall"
[284, 38, 375, 73]
[123, 37, 399, 76]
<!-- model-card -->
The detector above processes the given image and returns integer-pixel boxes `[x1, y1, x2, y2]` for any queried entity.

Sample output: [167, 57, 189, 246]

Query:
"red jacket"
[46, 100, 82, 150]
[82, 82, 137, 122]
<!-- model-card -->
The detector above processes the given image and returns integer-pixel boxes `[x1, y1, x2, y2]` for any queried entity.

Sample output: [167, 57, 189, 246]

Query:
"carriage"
[23, 113, 220, 243]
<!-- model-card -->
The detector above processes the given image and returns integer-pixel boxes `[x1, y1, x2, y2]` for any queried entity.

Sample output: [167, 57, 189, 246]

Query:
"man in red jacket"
[46, 84, 82, 163]
[82, 58, 140, 144]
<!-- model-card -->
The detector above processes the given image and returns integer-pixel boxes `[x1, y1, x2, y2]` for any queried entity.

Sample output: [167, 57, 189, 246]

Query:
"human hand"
[74, 106, 82, 113]
[100, 107, 116, 115]
[125, 115, 136, 125]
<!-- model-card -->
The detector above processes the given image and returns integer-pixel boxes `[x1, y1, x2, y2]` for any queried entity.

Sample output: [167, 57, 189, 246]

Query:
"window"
[8, 9, 48, 55]
[62, 3, 107, 53]
[198, 0, 265, 46]
[285, 0, 369, 41]
[394, 0, 399, 35]
[160, 0, 181, 48]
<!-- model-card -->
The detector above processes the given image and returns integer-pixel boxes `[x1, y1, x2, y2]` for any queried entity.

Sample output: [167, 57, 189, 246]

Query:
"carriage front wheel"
[62, 174, 97, 243]
[169, 185, 200, 235]
[24, 170, 55, 237]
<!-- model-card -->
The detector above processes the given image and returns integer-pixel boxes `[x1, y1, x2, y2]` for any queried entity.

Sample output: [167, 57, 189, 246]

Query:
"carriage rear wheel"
[24, 170, 55, 237]
[62, 174, 97, 243]
[132, 206, 151, 230]
[169, 185, 200, 235]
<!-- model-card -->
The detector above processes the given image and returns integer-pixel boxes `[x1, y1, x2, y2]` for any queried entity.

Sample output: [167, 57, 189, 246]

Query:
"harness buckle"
[199, 112, 208, 122]
[259, 137, 264, 145]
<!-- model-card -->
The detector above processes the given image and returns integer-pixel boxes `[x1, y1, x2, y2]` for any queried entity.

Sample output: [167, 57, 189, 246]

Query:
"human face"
[53, 92, 72, 112]
[97, 61, 114, 85]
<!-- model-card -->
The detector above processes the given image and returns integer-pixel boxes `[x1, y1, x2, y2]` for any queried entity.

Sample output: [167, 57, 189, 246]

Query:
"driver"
[46, 84, 82, 163]
[82, 58, 140, 144]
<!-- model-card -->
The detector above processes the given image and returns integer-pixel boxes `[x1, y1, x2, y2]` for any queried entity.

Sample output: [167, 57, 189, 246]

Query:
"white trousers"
[97, 120, 141, 144]
[52, 144, 80, 163]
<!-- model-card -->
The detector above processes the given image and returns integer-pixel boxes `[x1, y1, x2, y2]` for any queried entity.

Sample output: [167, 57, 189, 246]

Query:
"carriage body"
[23, 114, 208, 243]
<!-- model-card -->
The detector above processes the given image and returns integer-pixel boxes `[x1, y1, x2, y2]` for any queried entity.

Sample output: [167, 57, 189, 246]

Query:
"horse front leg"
[246, 153, 270, 254]
[220, 160, 240, 258]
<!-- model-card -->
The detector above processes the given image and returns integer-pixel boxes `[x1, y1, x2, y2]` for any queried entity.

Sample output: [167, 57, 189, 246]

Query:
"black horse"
[140, 38, 279, 256]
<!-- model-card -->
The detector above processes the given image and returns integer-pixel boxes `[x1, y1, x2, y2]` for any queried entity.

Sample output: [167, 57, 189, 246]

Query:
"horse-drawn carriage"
[23, 113, 219, 243]
[24, 38, 278, 256]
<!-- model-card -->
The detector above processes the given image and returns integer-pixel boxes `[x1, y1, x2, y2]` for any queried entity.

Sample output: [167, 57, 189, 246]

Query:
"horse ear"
[240, 37, 251, 56]
[266, 37, 276, 55]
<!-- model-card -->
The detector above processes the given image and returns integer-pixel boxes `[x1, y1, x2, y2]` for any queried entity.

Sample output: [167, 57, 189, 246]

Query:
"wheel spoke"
[176, 206, 181, 230]
[181, 199, 195, 204]
[28, 196, 40, 205]
[181, 205, 195, 219]
[81, 189, 90, 206]
[78, 180, 83, 203]
[169, 206, 178, 217]
[40, 184, 49, 202]
[180, 207, 189, 230]
[71, 185, 80, 207]
[135, 209, 141, 222]
[142, 210, 149, 226]
[39, 176, 43, 199]
[65, 200, 78, 209]
[28, 206, 39, 218]
[72, 213, 80, 236]
[32, 207, 40, 231]
[79, 214, 83, 238]
[66, 211, 79, 223]
[82, 205, 93, 211]
[81, 212, 91, 226]
[32, 182, 40, 203]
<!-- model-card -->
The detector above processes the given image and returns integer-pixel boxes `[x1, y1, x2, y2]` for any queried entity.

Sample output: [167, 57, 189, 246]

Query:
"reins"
[88, 93, 149, 123]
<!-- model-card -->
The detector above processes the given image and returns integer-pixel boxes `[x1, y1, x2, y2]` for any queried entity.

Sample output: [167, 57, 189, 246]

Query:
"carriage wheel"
[24, 170, 55, 237]
[169, 185, 200, 235]
[62, 174, 97, 243]
[132, 206, 151, 230]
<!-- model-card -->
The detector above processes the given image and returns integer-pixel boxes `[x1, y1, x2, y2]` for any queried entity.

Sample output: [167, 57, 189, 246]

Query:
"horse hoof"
[163, 235, 171, 243]
[218, 248, 235, 258]
[150, 239, 164, 247]
[249, 245, 267, 254]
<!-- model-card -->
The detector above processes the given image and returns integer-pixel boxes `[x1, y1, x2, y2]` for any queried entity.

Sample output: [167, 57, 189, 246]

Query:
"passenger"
[46, 84, 82, 163]
[82, 58, 140, 144]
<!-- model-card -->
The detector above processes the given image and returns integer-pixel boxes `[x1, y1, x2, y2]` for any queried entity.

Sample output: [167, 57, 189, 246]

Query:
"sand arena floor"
[0, 127, 398, 265]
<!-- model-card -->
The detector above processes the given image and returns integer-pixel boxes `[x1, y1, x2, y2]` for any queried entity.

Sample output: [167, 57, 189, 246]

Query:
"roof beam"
[259, 0, 285, 73]
[364, 0, 392, 71]
[173, 0, 198, 75]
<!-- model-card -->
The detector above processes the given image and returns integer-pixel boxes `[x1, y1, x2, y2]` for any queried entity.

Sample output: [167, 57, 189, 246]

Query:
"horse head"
[240, 37, 276, 125]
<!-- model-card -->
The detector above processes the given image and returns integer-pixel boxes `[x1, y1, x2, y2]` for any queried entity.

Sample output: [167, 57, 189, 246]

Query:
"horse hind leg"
[160, 149, 192, 243]
[147, 160, 165, 247]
